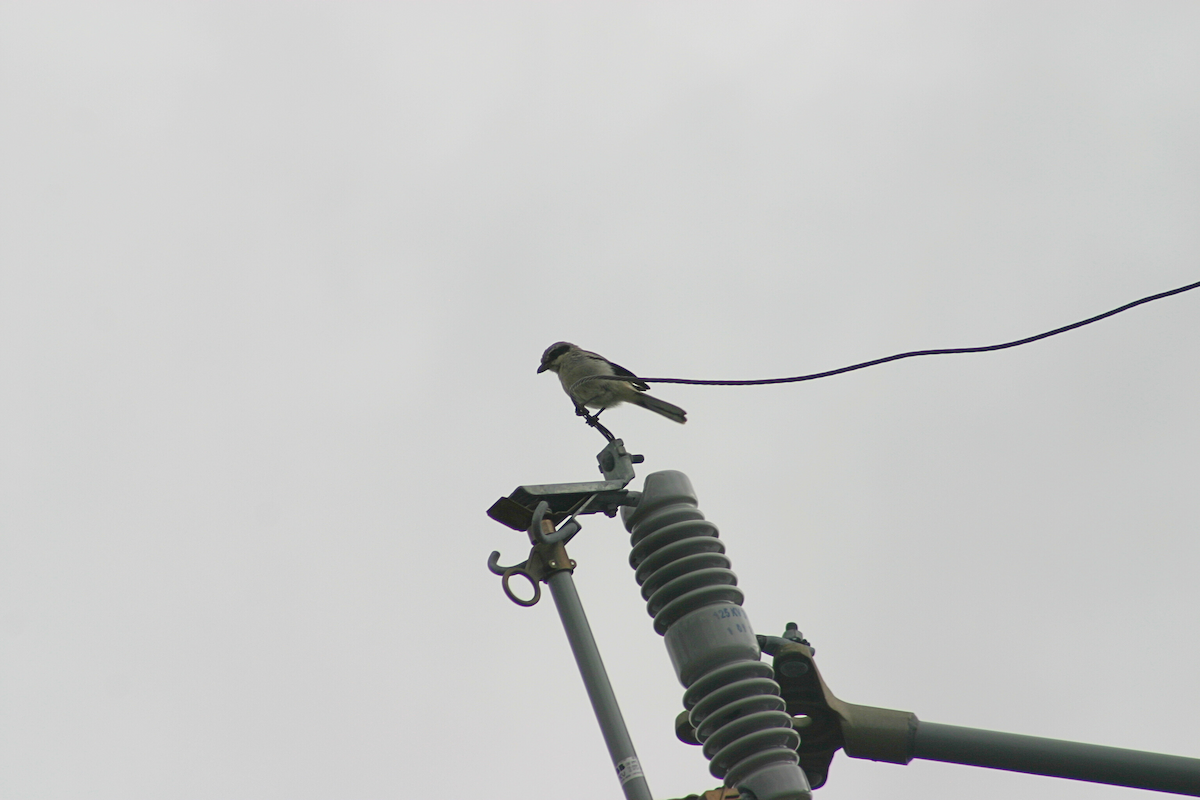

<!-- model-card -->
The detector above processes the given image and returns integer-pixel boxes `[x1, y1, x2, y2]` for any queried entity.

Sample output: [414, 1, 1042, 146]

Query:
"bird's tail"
[632, 393, 687, 424]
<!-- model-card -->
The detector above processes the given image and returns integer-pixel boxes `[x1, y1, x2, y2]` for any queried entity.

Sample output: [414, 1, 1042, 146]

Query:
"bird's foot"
[575, 405, 604, 422]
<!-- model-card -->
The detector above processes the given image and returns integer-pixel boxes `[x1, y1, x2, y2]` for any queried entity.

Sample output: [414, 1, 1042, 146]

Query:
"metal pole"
[913, 721, 1200, 796]
[546, 569, 653, 800]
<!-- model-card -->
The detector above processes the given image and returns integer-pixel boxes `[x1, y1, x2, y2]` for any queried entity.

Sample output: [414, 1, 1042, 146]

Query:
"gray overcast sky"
[1, 3, 1198, 799]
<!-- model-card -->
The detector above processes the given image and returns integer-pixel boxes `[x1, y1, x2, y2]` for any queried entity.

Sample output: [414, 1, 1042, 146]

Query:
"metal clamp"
[488, 501, 581, 607]
[487, 439, 646, 608]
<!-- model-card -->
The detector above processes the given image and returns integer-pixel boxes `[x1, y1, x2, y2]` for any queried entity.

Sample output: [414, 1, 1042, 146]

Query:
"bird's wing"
[605, 359, 650, 392]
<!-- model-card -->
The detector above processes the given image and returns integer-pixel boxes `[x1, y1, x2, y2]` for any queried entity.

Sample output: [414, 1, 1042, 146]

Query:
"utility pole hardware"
[488, 439, 1200, 798]
[488, 440, 652, 800]
[488, 441, 811, 800]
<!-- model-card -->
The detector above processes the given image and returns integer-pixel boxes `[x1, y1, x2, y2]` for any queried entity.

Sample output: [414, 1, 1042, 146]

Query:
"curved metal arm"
[530, 500, 581, 545]
[487, 550, 528, 576]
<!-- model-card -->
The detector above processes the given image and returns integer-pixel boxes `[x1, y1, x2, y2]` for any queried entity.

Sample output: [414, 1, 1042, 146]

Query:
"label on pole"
[615, 756, 644, 785]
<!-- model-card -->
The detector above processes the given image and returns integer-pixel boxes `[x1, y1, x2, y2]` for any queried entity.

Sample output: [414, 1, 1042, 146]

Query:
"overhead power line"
[571, 278, 1200, 393]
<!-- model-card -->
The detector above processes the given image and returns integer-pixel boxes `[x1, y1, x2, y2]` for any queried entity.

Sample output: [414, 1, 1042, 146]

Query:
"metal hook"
[487, 550, 528, 576]
[530, 500, 579, 545]
[532, 496, 592, 546]
[528, 500, 549, 539]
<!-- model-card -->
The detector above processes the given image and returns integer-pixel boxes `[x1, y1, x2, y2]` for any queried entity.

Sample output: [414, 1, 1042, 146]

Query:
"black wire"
[571, 278, 1200, 392]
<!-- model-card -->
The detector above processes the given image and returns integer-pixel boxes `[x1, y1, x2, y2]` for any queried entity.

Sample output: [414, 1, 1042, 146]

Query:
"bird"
[538, 342, 687, 424]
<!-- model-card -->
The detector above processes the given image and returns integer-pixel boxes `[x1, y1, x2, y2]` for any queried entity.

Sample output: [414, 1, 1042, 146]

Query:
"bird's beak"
[537, 364, 547, 373]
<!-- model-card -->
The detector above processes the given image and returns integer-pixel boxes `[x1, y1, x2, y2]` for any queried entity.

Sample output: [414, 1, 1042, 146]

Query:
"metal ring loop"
[502, 567, 541, 607]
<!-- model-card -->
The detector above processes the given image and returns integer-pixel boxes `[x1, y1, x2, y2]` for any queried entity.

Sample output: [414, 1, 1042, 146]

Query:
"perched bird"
[538, 342, 687, 424]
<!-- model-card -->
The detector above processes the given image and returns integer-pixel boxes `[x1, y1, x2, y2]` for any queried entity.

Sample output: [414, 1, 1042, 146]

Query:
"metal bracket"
[487, 440, 643, 607]
[486, 439, 644, 531]
[764, 629, 916, 789]
[672, 623, 916, 790]
[752, 625, 1200, 795]
[487, 501, 580, 607]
